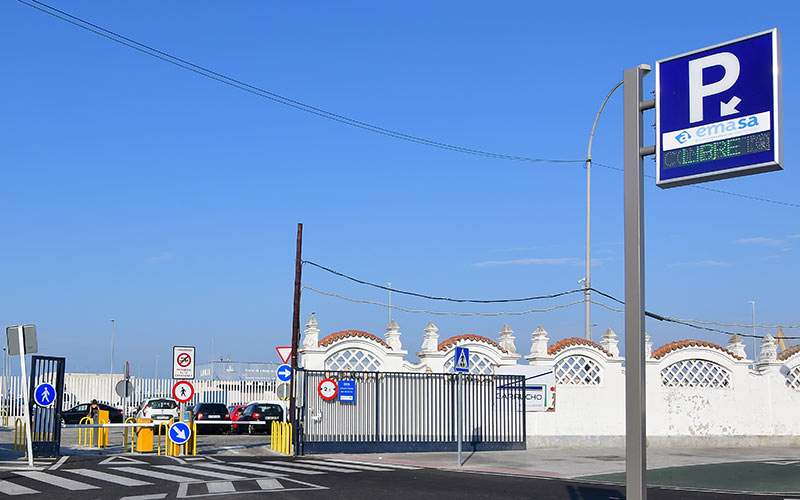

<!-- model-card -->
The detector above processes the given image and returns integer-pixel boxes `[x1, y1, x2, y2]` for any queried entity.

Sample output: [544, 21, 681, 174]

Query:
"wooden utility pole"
[289, 223, 303, 456]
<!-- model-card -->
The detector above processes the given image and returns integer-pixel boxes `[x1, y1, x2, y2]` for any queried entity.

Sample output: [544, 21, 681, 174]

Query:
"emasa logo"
[675, 130, 692, 144]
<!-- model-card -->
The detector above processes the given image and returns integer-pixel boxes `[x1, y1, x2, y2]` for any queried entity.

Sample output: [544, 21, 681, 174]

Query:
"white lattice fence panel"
[660, 359, 731, 388]
[325, 349, 382, 371]
[785, 365, 800, 390]
[555, 356, 601, 385]
[443, 353, 494, 374]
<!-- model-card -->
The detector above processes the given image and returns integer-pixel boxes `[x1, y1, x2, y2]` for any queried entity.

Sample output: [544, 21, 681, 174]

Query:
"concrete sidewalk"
[318, 446, 800, 477]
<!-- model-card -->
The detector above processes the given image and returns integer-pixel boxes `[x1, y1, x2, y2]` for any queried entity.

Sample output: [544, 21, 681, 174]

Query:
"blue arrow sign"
[33, 383, 56, 407]
[656, 29, 782, 187]
[276, 364, 292, 382]
[169, 421, 192, 445]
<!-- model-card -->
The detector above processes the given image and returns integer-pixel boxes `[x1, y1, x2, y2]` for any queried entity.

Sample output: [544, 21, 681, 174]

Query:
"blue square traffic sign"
[338, 380, 356, 403]
[454, 347, 470, 373]
[656, 29, 782, 187]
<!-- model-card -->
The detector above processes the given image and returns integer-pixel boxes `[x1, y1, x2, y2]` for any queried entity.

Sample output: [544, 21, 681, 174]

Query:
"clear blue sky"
[1, 1, 797, 376]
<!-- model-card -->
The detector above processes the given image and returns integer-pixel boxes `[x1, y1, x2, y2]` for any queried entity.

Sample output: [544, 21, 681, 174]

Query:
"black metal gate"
[296, 370, 526, 455]
[27, 355, 66, 457]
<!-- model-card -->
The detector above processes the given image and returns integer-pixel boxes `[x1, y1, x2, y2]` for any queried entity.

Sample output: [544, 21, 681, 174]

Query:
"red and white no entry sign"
[172, 380, 194, 403]
[318, 378, 338, 401]
[172, 346, 196, 380]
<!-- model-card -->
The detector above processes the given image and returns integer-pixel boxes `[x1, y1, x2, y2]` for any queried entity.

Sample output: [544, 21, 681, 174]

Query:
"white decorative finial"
[759, 333, 778, 363]
[644, 332, 653, 359]
[727, 334, 746, 359]
[420, 321, 439, 353]
[498, 324, 517, 354]
[529, 326, 549, 356]
[600, 328, 619, 357]
[385, 319, 402, 350]
[302, 313, 320, 348]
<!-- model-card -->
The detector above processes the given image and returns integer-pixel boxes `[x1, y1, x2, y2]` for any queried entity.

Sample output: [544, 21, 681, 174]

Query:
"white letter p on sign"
[688, 52, 740, 123]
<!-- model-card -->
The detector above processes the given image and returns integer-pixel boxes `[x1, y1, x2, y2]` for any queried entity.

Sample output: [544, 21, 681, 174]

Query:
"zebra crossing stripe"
[15, 470, 99, 490]
[321, 458, 421, 470]
[299, 460, 392, 472]
[154, 465, 248, 481]
[206, 481, 235, 493]
[112, 466, 201, 483]
[191, 463, 283, 477]
[275, 462, 359, 473]
[65, 468, 153, 487]
[231, 462, 325, 475]
[255, 478, 283, 490]
[0, 479, 38, 496]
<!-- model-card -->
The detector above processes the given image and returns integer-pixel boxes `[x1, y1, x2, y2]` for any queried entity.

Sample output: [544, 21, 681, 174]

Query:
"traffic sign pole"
[16, 327, 33, 467]
[457, 371, 462, 467]
[624, 63, 653, 500]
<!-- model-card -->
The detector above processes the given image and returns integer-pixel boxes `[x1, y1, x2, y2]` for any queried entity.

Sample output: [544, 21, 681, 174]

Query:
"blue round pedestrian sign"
[276, 364, 292, 382]
[33, 383, 56, 407]
[169, 421, 192, 445]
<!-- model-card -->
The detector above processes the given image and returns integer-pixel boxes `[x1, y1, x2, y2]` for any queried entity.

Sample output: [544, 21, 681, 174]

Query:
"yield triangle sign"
[276, 346, 292, 364]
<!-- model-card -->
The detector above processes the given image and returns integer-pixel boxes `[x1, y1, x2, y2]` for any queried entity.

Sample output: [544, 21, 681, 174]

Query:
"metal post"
[624, 64, 652, 500]
[109, 319, 115, 404]
[749, 301, 757, 360]
[17, 327, 33, 467]
[289, 223, 303, 457]
[457, 371, 462, 467]
[585, 81, 624, 340]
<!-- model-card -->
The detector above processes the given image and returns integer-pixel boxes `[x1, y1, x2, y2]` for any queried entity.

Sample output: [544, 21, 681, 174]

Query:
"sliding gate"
[297, 370, 526, 454]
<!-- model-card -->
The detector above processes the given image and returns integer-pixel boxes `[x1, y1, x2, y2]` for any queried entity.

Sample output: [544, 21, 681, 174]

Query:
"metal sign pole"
[17, 327, 33, 467]
[457, 371, 462, 467]
[623, 63, 654, 500]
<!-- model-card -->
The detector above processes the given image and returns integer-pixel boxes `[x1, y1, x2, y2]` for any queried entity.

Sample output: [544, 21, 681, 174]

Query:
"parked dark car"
[191, 403, 230, 434]
[235, 401, 284, 434]
[61, 402, 123, 424]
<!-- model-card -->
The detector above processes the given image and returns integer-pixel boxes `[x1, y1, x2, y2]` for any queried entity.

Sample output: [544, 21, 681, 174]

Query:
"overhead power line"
[20, 0, 582, 165]
[593, 162, 800, 208]
[303, 286, 585, 317]
[303, 260, 584, 303]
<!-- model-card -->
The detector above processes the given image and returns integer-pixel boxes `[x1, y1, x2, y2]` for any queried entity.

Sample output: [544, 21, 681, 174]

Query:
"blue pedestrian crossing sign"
[276, 364, 292, 382]
[33, 382, 56, 407]
[454, 347, 470, 373]
[169, 421, 192, 445]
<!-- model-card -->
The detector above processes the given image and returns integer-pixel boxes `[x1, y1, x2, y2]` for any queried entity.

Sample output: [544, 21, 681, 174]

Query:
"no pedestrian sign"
[172, 380, 195, 403]
[172, 346, 195, 380]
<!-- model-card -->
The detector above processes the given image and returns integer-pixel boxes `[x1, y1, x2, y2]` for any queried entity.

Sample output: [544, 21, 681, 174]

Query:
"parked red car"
[227, 404, 246, 431]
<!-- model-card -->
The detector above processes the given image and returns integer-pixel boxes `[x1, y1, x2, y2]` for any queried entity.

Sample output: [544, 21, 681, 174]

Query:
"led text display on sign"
[656, 29, 782, 187]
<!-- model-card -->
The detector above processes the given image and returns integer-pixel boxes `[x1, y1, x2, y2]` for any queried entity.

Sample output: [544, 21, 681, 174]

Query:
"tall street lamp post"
[584, 81, 624, 340]
[109, 319, 115, 403]
[749, 301, 756, 360]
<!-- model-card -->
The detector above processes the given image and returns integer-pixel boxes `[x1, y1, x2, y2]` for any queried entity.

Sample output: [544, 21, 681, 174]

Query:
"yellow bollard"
[157, 419, 173, 456]
[78, 416, 92, 446]
[124, 417, 137, 452]
[14, 418, 26, 451]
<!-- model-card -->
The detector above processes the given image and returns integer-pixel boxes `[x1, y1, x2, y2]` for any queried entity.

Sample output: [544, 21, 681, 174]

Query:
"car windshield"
[149, 399, 176, 409]
[254, 404, 282, 416]
[198, 404, 227, 414]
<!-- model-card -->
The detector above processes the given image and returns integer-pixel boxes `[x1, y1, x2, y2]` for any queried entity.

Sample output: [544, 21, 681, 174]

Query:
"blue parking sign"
[656, 29, 782, 187]
[338, 380, 356, 403]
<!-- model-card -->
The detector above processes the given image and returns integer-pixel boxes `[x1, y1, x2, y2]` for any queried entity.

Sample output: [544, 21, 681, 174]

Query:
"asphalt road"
[0, 454, 789, 500]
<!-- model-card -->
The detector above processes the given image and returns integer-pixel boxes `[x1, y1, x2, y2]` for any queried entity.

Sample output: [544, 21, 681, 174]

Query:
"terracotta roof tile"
[547, 338, 612, 357]
[318, 330, 391, 349]
[778, 344, 800, 361]
[651, 339, 742, 360]
[438, 334, 508, 354]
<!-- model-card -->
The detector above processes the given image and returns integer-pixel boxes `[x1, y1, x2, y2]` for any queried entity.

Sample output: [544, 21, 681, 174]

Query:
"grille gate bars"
[298, 370, 525, 454]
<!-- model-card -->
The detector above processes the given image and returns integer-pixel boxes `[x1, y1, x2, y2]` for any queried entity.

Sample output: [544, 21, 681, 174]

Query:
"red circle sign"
[172, 381, 195, 403]
[177, 353, 192, 367]
[318, 378, 338, 401]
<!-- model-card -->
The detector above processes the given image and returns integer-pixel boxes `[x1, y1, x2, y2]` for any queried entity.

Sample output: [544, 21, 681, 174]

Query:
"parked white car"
[134, 397, 179, 421]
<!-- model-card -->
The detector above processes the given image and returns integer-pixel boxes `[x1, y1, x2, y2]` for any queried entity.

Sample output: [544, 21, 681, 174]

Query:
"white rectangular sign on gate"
[172, 346, 196, 380]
